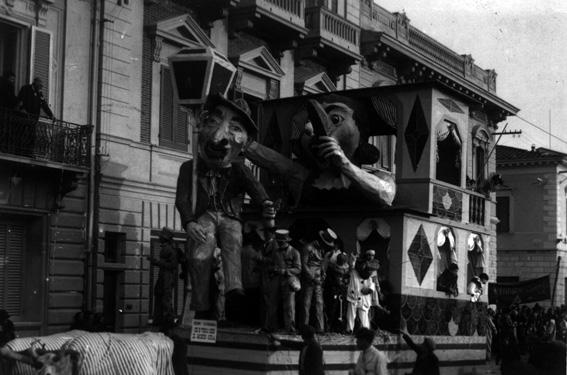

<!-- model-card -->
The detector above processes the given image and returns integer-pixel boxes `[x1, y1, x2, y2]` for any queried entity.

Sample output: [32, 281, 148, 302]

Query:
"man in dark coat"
[399, 327, 440, 375]
[16, 77, 54, 119]
[175, 94, 274, 319]
[147, 227, 179, 332]
[264, 229, 301, 333]
[298, 325, 324, 375]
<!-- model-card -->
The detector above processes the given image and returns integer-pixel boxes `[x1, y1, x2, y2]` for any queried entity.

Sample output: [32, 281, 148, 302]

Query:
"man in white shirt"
[351, 327, 389, 375]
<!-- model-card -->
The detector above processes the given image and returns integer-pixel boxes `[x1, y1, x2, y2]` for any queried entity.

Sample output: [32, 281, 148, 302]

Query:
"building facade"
[496, 145, 567, 307]
[0, 0, 517, 354]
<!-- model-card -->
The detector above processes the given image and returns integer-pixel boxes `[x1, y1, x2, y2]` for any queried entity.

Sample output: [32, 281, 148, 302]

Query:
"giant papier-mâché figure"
[175, 94, 275, 318]
[245, 94, 396, 208]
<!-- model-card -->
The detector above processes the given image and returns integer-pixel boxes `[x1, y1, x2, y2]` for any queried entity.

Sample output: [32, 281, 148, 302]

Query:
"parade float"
[166, 46, 515, 375]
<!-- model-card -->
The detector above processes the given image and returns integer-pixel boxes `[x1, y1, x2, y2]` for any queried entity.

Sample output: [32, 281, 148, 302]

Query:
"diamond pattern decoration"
[408, 225, 433, 285]
[432, 185, 462, 221]
[404, 96, 429, 171]
[438, 98, 464, 114]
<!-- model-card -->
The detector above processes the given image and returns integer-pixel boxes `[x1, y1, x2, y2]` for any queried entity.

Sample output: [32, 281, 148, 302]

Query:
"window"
[496, 196, 510, 233]
[159, 66, 189, 151]
[0, 215, 43, 322]
[0, 21, 53, 112]
[104, 232, 126, 263]
[327, 0, 338, 13]
[436, 120, 462, 186]
[472, 126, 490, 185]
[368, 135, 395, 172]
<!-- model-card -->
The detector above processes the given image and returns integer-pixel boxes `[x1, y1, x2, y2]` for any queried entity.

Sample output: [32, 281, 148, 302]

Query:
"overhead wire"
[514, 114, 567, 147]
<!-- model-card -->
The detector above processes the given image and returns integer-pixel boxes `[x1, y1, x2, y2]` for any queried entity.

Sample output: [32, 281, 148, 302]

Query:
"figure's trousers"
[264, 276, 295, 331]
[302, 283, 324, 332]
[346, 303, 370, 332]
[189, 210, 242, 311]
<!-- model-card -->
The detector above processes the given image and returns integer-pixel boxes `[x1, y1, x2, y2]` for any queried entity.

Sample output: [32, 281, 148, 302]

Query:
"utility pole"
[549, 109, 552, 148]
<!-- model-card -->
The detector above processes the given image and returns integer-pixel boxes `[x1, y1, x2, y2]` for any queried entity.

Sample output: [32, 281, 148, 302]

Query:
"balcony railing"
[469, 192, 486, 226]
[0, 109, 92, 169]
[254, 0, 304, 20]
[305, 6, 360, 54]
[366, 3, 496, 93]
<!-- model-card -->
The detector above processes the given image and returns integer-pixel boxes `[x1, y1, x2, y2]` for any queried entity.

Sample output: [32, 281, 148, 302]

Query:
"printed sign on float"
[190, 319, 217, 343]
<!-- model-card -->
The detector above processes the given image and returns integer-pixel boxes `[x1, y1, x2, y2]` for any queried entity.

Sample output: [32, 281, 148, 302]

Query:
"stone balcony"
[230, 0, 308, 51]
[361, 3, 497, 93]
[300, 5, 361, 77]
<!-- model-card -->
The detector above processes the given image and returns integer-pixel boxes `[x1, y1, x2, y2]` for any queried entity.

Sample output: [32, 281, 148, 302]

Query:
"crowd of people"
[234, 226, 389, 334]
[490, 303, 567, 375]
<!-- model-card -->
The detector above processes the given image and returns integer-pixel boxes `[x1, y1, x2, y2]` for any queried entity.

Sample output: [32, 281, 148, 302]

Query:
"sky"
[375, 0, 567, 153]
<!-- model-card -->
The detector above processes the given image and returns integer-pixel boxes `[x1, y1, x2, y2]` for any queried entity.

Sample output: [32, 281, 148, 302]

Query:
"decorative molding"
[152, 37, 163, 63]
[407, 224, 433, 285]
[438, 98, 464, 114]
[235, 46, 285, 79]
[463, 54, 474, 77]
[152, 14, 214, 49]
[300, 72, 337, 94]
[404, 96, 429, 171]
[486, 69, 497, 92]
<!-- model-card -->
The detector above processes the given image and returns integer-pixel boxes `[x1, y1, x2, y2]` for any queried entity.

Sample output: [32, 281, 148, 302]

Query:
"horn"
[0, 346, 39, 367]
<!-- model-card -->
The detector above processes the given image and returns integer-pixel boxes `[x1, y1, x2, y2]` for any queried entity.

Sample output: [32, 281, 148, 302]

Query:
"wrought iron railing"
[0, 109, 92, 168]
[469, 192, 486, 226]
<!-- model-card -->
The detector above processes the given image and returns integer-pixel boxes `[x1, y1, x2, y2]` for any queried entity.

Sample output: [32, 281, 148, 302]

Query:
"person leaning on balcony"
[16, 77, 54, 120]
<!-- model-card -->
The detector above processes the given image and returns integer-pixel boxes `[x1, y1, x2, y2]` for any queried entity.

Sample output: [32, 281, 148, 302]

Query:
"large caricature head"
[199, 94, 257, 168]
[293, 94, 380, 170]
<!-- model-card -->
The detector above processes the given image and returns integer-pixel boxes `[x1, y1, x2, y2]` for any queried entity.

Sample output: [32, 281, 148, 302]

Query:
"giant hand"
[186, 221, 207, 243]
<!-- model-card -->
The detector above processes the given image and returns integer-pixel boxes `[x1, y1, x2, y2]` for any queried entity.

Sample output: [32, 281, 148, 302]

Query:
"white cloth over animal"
[2, 330, 174, 375]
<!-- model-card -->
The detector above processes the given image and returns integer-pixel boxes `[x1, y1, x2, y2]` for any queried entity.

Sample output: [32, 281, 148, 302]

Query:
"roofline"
[375, 33, 519, 116]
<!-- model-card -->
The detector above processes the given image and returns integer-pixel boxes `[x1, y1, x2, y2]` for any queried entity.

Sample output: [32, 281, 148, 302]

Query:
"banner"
[488, 276, 550, 305]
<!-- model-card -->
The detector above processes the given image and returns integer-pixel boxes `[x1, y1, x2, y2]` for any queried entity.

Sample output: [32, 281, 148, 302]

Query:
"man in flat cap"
[176, 94, 275, 320]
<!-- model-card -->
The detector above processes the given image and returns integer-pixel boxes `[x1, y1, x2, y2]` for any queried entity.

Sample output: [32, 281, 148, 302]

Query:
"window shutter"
[496, 197, 510, 233]
[159, 66, 174, 147]
[0, 223, 24, 316]
[174, 106, 188, 151]
[160, 66, 188, 151]
[30, 27, 52, 103]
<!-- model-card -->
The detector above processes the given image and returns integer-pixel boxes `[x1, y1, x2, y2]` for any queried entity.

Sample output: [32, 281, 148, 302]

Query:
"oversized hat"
[158, 227, 174, 242]
[204, 94, 258, 136]
[275, 229, 292, 242]
[318, 228, 337, 247]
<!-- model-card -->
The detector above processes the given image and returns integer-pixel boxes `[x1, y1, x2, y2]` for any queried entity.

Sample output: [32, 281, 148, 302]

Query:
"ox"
[0, 330, 174, 375]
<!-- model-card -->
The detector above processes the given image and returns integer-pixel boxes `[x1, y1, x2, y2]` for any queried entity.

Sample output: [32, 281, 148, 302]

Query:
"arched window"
[467, 233, 485, 279]
[436, 226, 459, 297]
[436, 120, 462, 186]
[472, 126, 490, 184]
